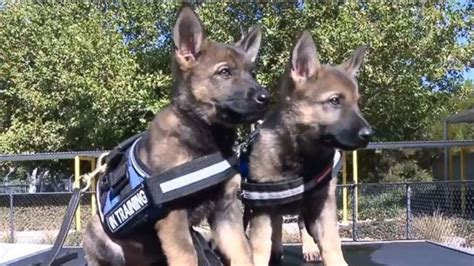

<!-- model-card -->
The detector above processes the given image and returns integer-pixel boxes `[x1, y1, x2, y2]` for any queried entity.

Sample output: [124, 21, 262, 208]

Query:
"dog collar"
[240, 150, 342, 207]
[96, 131, 238, 236]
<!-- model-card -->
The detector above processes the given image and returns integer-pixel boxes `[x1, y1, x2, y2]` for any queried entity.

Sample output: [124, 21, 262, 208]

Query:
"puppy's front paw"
[303, 249, 321, 262]
[301, 232, 321, 262]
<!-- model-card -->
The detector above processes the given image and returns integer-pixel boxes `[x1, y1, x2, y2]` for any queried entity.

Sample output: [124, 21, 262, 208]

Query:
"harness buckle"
[76, 152, 109, 193]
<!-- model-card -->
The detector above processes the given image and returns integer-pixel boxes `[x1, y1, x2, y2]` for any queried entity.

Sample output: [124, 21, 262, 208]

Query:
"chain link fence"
[409, 181, 474, 251]
[333, 181, 473, 253]
[0, 192, 93, 246]
[341, 183, 408, 241]
[0, 181, 473, 253]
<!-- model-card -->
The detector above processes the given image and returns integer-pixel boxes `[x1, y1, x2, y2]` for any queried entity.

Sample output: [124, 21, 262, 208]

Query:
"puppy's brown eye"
[328, 96, 340, 106]
[218, 67, 231, 77]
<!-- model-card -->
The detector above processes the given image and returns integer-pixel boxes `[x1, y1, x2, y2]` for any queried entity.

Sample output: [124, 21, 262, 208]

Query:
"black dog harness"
[239, 131, 342, 207]
[96, 131, 238, 236]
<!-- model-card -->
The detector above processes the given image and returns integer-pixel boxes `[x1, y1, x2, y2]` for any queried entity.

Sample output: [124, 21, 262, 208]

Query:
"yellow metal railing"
[73, 156, 97, 231]
[341, 150, 359, 224]
[342, 151, 348, 223]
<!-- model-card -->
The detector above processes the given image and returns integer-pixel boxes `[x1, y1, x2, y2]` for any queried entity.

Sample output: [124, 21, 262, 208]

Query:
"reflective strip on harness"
[241, 150, 342, 207]
[145, 152, 238, 205]
[97, 133, 238, 236]
[160, 160, 232, 193]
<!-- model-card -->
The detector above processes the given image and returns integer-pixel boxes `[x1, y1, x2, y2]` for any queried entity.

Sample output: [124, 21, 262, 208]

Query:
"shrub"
[357, 192, 405, 221]
[382, 160, 433, 183]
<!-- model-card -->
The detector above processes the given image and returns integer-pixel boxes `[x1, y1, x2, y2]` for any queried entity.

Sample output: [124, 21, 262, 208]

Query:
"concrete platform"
[0, 243, 51, 264]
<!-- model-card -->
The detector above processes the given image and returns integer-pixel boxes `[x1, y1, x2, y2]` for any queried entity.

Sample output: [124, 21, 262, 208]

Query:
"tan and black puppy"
[83, 5, 268, 266]
[244, 31, 372, 266]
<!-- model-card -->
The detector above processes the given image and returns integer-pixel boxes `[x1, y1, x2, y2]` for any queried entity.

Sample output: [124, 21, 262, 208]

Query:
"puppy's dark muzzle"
[321, 125, 373, 151]
[218, 87, 269, 123]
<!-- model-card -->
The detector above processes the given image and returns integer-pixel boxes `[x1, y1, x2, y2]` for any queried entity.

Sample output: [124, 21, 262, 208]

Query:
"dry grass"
[411, 210, 473, 249]
[412, 211, 457, 243]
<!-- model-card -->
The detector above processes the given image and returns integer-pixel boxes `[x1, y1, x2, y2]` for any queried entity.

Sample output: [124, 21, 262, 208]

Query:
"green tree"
[428, 80, 474, 140]
[0, 3, 172, 152]
[0, 1, 472, 157]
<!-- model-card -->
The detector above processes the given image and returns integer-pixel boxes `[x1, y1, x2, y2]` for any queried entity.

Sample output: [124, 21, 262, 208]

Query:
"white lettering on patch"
[106, 189, 149, 232]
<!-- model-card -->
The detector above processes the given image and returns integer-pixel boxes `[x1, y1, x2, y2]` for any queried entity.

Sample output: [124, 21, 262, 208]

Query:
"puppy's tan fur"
[244, 31, 371, 266]
[83, 5, 268, 265]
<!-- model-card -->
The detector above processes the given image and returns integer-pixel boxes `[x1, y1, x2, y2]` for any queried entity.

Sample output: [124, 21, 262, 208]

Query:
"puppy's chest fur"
[249, 115, 334, 214]
[141, 106, 236, 225]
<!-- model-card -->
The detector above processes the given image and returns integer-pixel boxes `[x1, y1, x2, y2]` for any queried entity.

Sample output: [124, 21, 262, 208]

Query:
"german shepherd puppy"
[244, 31, 372, 266]
[83, 5, 268, 265]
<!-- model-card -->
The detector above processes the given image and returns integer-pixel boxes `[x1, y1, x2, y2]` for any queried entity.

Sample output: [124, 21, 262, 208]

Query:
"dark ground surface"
[283, 241, 474, 266]
[6, 241, 474, 266]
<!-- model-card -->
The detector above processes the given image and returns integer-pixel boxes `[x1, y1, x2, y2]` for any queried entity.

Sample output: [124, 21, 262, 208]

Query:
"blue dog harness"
[96, 131, 238, 237]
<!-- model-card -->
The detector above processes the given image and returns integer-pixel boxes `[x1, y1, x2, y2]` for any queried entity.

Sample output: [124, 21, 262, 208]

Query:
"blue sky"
[457, 0, 472, 80]
[465, 69, 474, 81]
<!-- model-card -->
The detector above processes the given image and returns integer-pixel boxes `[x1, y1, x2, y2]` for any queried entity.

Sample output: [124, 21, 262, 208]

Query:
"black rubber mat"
[282, 241, 474, 266]
[7, 241, 474, 266]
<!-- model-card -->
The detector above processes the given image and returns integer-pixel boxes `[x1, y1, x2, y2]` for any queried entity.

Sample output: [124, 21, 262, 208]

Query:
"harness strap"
[145, 153, 238, 205]
[44, 188, 82, 266]
[241, 150, 342, 207]
[106, 132, 147, 194]
[241, 176, 304, 206]
[98, 135, 239, 235]
[191, 228, 224, 266]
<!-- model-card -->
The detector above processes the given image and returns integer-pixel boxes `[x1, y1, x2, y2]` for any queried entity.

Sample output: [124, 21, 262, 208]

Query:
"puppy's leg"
[298, 215, 321, 262]
[303, 178, 347, 266]
[269, 215, 283, 265]
[248, 212, 273, 266]
[155, 209, 198, 266]
[209, 175, 253, 265]
[83, 215, 126, 266]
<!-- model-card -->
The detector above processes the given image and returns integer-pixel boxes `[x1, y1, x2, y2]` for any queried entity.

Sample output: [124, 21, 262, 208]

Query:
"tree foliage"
[0, 1, 472, 155]
[0, 3, 173, 152]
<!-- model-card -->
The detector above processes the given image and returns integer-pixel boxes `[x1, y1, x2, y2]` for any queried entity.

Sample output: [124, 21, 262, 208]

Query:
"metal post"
[351, 184, 357, 241]
[460, 148, 466, 216]
[443, 120, 449, 180]
[448, 150, 454, 180]
[91, 158, 97, 215]
[342, 151, 348, 223]
[448, 150, 454, 204]
[9, 192, 14, 243]
[74, 156, 81, 231]
[405, 184, 412, 240]
[352, 150, 358, 223]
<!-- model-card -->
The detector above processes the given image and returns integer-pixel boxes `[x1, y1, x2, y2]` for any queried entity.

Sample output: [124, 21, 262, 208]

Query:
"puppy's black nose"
[358, 127, 373, 140]
[254, 89, 270, 105]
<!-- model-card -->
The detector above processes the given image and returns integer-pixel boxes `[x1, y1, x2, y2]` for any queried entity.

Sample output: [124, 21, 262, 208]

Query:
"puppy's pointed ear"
[291, 31, 320, 84]
[340, 46, 367, 76]
[236, 25, 262, 63]
[173, 4, 205, 64]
